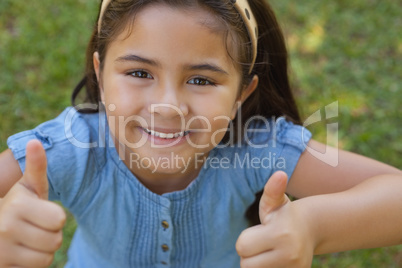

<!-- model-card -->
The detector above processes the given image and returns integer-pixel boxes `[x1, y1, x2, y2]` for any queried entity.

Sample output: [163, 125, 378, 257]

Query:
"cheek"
[104, 87, 145, 117]
[192, 90, 237, 115]
[210, 119, 231, 145]
[103, 85, 146, 139]
[103, 75, 140, 108]
[106, 109, 146, 146]
[191, 99, 236, 145]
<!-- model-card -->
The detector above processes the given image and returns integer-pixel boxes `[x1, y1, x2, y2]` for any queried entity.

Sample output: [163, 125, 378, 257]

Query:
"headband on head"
[98, 0, 111, 33]
[98, 0, 258, 73]
[231, 0, 258, 73]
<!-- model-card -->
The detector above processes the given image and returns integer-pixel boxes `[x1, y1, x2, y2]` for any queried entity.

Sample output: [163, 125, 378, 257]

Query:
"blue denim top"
[7, 107, 311, 268]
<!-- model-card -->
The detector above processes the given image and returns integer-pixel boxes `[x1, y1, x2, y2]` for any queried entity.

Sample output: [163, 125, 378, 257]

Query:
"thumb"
[259, 171, 289, 223]
[19, 139, 49, 200]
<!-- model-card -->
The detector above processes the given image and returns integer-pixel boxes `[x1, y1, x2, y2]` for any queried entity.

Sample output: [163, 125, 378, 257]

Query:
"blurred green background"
[0, 0, 401, 267]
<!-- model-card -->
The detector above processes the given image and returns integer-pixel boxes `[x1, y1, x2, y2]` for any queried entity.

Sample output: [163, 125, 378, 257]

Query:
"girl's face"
[94, 4, 257, 193]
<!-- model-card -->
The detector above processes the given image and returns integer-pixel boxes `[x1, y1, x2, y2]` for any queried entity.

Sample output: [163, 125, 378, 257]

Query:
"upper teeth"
[144, 128, 188, 139]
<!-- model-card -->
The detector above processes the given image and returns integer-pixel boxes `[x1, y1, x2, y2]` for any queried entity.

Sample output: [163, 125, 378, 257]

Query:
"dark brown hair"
[71, 0, 301, 226]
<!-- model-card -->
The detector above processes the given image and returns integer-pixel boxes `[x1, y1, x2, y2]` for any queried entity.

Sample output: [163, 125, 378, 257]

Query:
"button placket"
[161, 244, 169, 252]
[157, 201, 173, 267]
[161, 220, 169, 230]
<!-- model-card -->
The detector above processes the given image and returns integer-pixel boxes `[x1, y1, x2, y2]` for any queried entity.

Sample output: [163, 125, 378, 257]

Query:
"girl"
[0, 0, 401, 267]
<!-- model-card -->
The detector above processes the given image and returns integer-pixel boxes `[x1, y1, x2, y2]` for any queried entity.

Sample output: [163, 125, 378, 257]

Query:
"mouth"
[142, 127, 190, 139]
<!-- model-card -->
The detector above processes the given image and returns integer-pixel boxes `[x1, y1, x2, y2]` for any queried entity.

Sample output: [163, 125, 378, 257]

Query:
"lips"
[142, 127, 190, 139]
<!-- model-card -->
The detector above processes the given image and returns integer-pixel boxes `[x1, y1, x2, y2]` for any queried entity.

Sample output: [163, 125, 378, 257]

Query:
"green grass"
[271, 0, 402, 168]
[1, 0, 401, 267]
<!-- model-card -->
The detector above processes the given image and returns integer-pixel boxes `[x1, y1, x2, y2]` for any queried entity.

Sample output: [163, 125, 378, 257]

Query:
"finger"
[8, 244, 54, 268]
[236, 225, 274, 258]
[21, 197, 66, 231]
[240, 247, 312, 268]
[19, 140, 49, 200]
[1, 185, 65, 232]
[240, 249, 281, 268]
[259, 171, 289, 223]
[12, 220, 63, 253]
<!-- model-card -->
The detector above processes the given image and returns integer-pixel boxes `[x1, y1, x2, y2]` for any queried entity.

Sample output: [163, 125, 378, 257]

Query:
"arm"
[287, 139, 401, 197]
[236, 139, 402, 267]
[294, 173, 402, 254]
[288, 139, 402, 254]
[0, 149, 23, 197]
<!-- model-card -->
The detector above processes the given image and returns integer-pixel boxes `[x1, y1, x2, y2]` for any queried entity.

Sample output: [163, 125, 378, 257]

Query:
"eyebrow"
[184, 63, 229, 75]
[115, 54, 228, 75]
[115, 54, 160, 67]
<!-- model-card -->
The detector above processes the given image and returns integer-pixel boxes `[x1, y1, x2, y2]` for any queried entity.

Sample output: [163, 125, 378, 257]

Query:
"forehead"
[104, 3, 239, 70]
[128, 3, 228, 35]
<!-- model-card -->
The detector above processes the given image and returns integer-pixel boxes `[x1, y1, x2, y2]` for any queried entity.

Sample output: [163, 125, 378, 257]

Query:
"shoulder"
[7, 107, 105, 159]
[7, 107, 108, 202]
[244, 117, 311, 150]
[212, 117, 312, 193]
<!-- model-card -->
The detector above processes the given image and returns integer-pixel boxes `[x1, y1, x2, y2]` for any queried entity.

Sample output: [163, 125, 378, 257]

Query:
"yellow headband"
[231, 0, 258, 73]
[98, 0, 258, 73]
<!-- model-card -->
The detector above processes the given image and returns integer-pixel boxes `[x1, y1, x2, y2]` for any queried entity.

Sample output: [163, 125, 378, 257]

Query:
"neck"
[114, 139, 207, 195]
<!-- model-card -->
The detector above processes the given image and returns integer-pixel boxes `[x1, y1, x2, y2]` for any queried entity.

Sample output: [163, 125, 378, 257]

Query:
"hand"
[236, 171, 314, 268]
[0, 140, 66, 268]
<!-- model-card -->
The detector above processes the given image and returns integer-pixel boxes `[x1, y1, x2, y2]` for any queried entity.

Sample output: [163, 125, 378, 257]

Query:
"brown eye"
[188, 77, 215, 86]
[130, 70, 153, 79]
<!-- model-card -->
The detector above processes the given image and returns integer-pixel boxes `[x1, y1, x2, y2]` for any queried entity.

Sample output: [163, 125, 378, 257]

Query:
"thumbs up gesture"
[236, 171, 314, 268]
[0, 140, 66, 267]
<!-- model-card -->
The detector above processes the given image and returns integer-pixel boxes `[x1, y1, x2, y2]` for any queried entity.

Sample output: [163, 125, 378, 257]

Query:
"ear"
[93, 51, 105, 103]
[230, 75, 259, 120]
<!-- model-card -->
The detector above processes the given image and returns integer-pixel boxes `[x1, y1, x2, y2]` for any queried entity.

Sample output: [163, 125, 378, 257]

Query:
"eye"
[188, 77, 216, 86]
[128, 70, 153, 79]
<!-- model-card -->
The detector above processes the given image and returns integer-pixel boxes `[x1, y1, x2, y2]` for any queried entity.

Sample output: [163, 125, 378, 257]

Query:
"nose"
[148, 85, 189, 119]
[149, 103, 189, 119]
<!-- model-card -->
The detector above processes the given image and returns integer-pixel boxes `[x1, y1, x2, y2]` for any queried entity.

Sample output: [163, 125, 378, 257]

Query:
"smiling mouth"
[142, 127, 190, 139]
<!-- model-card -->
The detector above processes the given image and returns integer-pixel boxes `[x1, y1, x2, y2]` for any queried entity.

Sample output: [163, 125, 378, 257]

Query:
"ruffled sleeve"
[7, 107, 105, 208]
[245, 117, 312, 192]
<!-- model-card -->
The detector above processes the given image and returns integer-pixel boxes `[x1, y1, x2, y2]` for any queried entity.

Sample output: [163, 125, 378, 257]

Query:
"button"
[161, 244, 169, 252]
[161, 261, 168, 265]
[161, 221, 169, 229]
